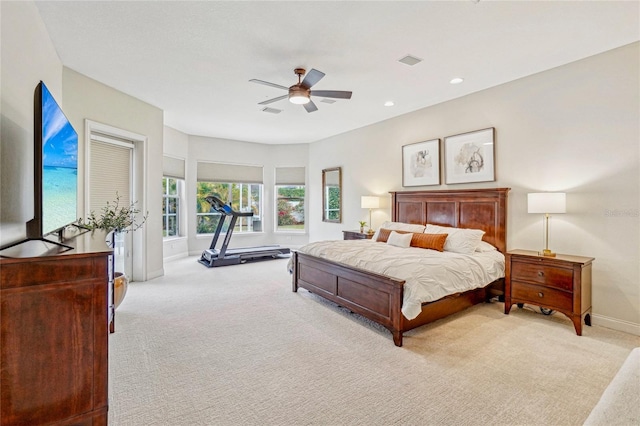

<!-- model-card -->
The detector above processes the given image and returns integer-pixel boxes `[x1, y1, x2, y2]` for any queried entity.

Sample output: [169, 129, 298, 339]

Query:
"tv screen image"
[40, 82, 78, 235]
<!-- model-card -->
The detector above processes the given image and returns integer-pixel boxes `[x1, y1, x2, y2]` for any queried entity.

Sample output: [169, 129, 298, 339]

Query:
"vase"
[360, 226, 364, 233]
[114, 272, 128, 309]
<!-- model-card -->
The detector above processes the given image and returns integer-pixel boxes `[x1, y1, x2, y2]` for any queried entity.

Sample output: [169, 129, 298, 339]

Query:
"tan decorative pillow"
[376, 228, 409, 243]
[410, 233, 448, 252]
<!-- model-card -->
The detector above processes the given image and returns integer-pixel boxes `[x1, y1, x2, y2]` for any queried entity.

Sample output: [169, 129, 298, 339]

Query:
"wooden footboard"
[292, 188, 509, 347]
[292, 251, 504, 347]
[292, 251, 407, 346]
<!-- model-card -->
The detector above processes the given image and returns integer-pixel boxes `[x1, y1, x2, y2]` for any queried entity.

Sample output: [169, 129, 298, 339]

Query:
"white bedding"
[291, 239, 505, 320]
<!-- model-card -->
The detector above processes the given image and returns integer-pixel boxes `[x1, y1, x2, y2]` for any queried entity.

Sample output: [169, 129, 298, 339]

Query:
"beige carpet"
[108, 256, 639, 426]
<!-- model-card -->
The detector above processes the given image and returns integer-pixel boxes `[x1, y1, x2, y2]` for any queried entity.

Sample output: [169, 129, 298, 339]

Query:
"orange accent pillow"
[376, 228, 409, 243]
[410, 233, 448, 252]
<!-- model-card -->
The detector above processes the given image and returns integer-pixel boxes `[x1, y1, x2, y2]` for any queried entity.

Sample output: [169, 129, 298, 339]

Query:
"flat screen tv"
[26, 81, 79, 241]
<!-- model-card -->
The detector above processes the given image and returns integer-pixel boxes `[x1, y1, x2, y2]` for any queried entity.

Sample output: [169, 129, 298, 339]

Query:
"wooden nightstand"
[343, 230, 374, 240]
[505, 249, 594, 335]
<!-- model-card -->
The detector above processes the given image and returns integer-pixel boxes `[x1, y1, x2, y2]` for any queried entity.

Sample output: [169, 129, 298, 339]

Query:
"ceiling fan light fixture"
[289, 94, 310, 105]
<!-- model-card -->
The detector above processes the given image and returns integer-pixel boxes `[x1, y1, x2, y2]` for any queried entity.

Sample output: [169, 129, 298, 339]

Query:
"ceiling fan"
[250, 68, 352, 113]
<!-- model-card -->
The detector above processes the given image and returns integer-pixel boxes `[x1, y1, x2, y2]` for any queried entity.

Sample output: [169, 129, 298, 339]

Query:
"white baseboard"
[592, 314, 640, 336]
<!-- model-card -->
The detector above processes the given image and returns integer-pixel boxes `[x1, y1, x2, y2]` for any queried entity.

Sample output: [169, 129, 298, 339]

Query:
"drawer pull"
[538, 292, 544, 298]
[537, 271, 544, 277]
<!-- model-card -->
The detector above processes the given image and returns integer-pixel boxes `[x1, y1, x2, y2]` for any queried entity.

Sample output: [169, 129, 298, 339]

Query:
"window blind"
[197, 162, 263, 184]
[163, 156, 185, 179]
[275, 167, 305, 185]
[89, 140, 131, 214]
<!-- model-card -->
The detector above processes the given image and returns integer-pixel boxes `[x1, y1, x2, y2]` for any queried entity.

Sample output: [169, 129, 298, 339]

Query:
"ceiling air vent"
[398, 54, 423, 66]
[261, 107, 282, 114]
[320, 99, 336, 104]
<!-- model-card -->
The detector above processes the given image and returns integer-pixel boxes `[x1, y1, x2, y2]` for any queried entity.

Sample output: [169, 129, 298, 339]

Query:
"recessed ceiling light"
[450, 77, 464, 84]
[384, 101, 395, 107]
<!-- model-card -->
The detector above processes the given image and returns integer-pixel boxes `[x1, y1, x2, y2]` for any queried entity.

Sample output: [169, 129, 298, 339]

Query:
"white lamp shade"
[528, 193, 566, 214]
[361, 196, 380, 209]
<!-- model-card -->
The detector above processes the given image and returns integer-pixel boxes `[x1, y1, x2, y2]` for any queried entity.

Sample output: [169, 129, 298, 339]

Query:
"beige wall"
[309, 43, 640, 334]
[162, 126, 189, 261]
[62, 68, 165, 281]
[0, 1, 62, 245]
[186, 135, 309, 256]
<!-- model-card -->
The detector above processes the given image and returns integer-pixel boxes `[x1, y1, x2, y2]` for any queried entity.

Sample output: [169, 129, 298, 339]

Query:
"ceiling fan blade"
[303, 100, 318, 113]
[249, 79, 289, 91]
[310, 90, 352, 100]
[301, 69, 325, 88]
[258, 94, 288, 105]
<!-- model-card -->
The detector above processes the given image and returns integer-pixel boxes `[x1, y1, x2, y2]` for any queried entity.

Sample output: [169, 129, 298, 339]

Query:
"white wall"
[309, 43, 640, 334]
[186, 135, 309, 256]
[0, 1, 62, 246]
[62, 68, 165, 281]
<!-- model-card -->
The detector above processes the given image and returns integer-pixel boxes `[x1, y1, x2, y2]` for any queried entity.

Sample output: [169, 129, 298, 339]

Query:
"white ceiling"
[34, 1, 639, 145]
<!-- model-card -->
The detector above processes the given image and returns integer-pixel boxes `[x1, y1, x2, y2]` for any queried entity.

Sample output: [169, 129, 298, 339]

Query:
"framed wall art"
[444, 127, 495, 184]
[402, 139, 440, 187]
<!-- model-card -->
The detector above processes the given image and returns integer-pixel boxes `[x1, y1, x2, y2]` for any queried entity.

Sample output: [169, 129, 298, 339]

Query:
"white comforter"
[291, 239, 505, 320]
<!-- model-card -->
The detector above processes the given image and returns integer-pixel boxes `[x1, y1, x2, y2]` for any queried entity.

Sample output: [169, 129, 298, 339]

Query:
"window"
[196, 182, 262, 234]
[276, 186, 305, 231]
[162, 177, 180, 237]
[275, 167, 305, 232]
[162, 156, 185, 238]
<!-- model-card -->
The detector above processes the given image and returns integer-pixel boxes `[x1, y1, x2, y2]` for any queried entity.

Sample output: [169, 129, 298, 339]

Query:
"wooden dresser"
[504, 249, 594, 335]
[0, 230, 111, 425]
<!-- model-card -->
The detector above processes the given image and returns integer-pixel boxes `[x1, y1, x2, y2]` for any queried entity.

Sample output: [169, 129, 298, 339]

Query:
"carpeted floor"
[108, 256, 639, 425]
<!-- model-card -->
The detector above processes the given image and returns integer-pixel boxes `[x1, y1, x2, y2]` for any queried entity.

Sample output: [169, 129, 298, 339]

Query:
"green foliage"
[277, 186, 305, 229]
[80, 193, 147, 233]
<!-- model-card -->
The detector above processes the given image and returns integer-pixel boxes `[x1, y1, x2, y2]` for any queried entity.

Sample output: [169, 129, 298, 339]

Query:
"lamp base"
[541, 249, 556, 257]
[367, 228, 375, 235]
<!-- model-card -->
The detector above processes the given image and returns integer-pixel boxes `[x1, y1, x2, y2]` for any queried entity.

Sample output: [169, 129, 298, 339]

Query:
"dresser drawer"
[511, 281, 573, 312]
[511, 261, 573, 291]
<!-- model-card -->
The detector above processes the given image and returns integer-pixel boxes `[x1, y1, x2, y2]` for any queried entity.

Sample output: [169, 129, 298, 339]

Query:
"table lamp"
[360, 196, 380, 234]
[527, 192, 566, 257]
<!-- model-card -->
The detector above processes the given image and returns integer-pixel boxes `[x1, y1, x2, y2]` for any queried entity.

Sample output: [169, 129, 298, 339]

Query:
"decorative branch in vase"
[79, 192, 147, 234]
[358, 221, 367, 234]
[79, 193, 147, 311]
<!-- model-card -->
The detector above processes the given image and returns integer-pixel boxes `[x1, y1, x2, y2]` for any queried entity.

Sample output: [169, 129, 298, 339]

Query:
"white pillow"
[372, 221, 426, 241]
[387, 231, 413, 248]
[424, 224, 485, 254]
[476, 240, 497, 252]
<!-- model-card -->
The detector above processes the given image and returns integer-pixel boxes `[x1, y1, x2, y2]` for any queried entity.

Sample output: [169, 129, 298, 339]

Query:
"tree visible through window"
[196, 182, 262, 234]
[276, 185, 305, 231]
[325, 185, 340, 221]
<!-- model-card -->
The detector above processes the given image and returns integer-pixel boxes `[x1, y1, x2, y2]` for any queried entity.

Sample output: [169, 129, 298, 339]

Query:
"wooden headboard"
[390, 188, 509, 253]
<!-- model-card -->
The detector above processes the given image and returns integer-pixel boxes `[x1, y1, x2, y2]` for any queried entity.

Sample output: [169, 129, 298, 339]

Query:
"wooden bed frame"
[292, 188, 509, 346]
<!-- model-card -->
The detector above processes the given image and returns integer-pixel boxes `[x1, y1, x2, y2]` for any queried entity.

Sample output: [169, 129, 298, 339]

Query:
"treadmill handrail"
[204, 194, 255, 258]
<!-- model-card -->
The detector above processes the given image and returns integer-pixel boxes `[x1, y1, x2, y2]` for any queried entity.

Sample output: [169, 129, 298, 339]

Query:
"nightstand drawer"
[511, 262, 573, 291]
[343, 231, 373, 240]
[511, 281, 573, 312]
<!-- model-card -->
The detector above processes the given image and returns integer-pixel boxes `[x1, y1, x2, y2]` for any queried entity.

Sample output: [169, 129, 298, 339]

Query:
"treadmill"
[198, 195, 290, 267]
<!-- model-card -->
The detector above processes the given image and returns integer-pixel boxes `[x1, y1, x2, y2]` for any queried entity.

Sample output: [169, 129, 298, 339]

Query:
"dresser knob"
[538, 271, 544, 277]
[538, 292, 544, 298]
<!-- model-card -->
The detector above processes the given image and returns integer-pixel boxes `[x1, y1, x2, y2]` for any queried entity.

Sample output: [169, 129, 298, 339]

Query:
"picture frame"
[444, 127, 495, 184]
[402, 139, 440, 187]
